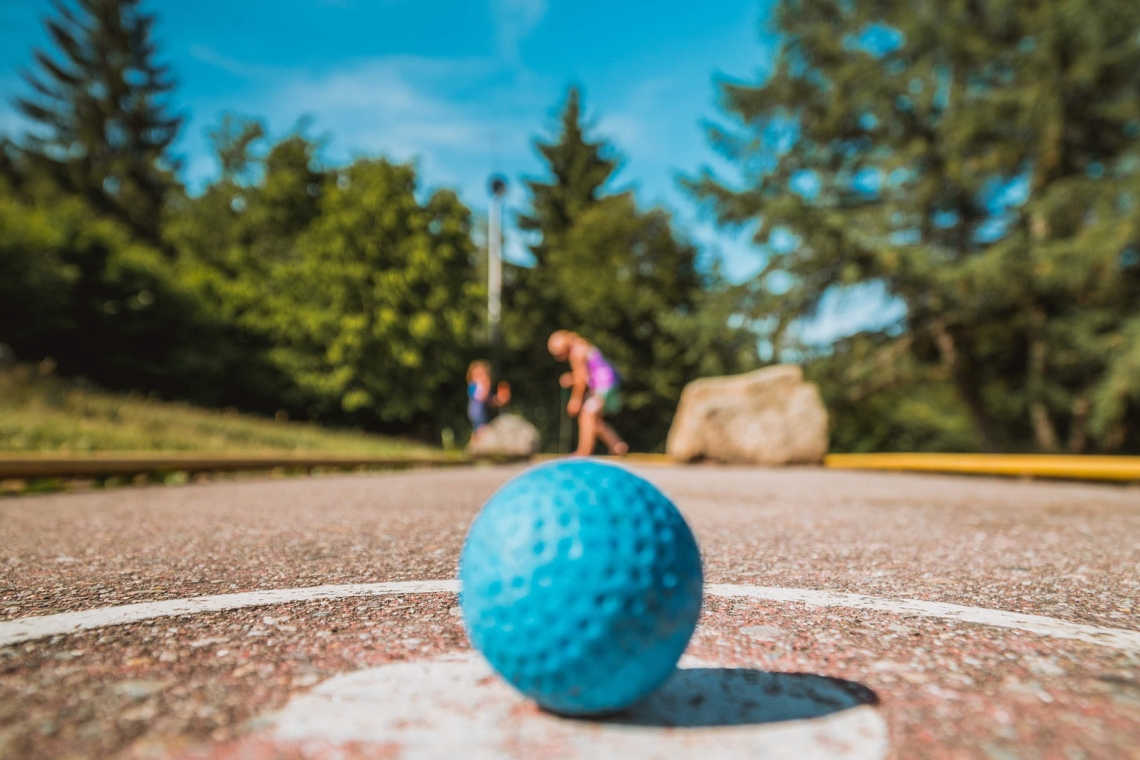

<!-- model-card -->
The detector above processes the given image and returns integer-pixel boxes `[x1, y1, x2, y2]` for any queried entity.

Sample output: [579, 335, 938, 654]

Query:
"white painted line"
[260, 653, 889, 760]
[2, 580, 1138, 653]
[707, 584, 1140, 653]
[0, 580, 458, 647]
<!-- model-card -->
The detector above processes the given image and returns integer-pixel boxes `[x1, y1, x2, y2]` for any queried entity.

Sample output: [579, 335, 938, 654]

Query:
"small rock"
[121, 703, 158, 722]
[291, 673, 320, 688]
[467, 414, 540, 457]
[113, 680, 166, 701]
[739, 625, 782, 641]
[1024, 656, 1065, 678]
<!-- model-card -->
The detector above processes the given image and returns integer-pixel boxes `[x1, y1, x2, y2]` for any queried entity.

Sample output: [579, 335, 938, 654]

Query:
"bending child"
[547, 330, 628, 457]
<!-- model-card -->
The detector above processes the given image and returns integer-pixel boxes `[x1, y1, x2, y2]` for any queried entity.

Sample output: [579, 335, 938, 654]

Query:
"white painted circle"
[5, 581, 1139, 652]
[260, 653, 889, 760]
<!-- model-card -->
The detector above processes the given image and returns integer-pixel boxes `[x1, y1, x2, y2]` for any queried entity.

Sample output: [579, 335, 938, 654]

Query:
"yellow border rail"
[4, 451, 1137, 483]
[0, 451, 518, 481]
[825, 453, 1140, 482]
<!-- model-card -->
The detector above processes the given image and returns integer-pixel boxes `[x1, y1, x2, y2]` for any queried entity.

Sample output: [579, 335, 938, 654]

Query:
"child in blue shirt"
[467, 360, 510, 437]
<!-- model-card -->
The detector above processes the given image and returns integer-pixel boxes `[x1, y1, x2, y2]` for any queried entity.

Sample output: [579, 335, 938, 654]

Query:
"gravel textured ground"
[2, 464, 1139, 758]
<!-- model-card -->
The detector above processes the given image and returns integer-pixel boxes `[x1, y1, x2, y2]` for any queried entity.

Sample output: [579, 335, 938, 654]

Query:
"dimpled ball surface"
[459, 460, 703, 716]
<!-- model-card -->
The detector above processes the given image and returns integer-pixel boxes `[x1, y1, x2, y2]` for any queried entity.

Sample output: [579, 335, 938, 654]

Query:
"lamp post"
[487, 174, 508, 346]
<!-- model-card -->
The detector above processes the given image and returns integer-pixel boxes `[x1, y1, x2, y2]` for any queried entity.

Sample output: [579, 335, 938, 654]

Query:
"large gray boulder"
[666, 365, 828, 465]
[467, 414, 540, 458]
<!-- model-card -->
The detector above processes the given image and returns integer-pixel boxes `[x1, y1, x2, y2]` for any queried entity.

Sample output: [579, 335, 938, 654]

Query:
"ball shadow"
[597, 668, 879, 728]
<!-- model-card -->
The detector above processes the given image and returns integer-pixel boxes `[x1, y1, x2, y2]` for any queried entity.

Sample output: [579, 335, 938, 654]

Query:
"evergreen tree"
[691, 0, 1140, 453]
[16, 0, 182, 243]
[511, 87, 618, 344]
[518, 88, 618, 250]
[0, 139, 20, 188]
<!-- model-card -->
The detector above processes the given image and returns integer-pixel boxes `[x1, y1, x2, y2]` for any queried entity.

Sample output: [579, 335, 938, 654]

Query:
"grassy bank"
[0, 363, 432, 455]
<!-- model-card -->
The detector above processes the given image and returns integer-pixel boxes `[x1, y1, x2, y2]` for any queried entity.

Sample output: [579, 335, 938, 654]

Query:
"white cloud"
[794, 281, 907, 346]
[266, 57, 535, 163]
[595, 77, 672, 155]
[181, 51, 555, 209]
[490, 0, 547, 61]
[189, 45, 277, 80]
[685, 218, 765, 282]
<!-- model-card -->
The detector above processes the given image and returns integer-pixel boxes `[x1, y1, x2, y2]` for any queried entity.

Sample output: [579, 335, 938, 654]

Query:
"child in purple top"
[547, 330, 628, 457]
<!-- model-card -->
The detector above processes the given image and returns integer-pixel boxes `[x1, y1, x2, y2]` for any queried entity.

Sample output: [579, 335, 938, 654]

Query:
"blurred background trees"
[691, 0, 1140, 453]
[2, 0, 1138, 453]
[16, 0, 181, 245]
[170, 128, 485, 435]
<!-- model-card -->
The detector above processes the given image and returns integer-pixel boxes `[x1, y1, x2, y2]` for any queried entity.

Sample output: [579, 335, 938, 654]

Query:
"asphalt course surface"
[1, 465, 1138, 758]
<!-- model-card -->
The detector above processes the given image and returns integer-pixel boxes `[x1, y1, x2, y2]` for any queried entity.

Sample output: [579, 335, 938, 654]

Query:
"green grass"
[0, 364, 434, 455]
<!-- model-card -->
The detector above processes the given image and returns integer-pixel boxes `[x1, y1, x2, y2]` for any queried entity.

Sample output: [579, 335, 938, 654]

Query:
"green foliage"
[692, 0, 1140, 453]
[506, 89, 759, 451]
[16, 0, 182, 244]
[0, 177, 80, 345]
[171, 128, 483, 433]
[0, 173, 278, 408]
[256, 159, 482, 427]
[805, 333, 979, 453]
[209, 114, 266, 183]
[0, 363, 429, 454]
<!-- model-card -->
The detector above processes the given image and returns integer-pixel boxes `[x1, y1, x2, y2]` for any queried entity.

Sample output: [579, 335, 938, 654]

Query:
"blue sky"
[1, 0, 903, 344]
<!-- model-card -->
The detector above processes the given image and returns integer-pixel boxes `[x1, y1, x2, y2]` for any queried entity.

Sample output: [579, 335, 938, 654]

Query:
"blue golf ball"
[458, 460, 703, 716]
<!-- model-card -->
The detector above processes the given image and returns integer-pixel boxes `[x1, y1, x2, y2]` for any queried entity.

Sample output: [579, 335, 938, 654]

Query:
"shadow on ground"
[599, 668, 879, 728]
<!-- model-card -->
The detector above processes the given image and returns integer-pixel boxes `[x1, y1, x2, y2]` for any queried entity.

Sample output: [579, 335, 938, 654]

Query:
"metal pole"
[487, 175, 507, 346]
[488, 197, 502, 345]
[559, 385, 571, 454]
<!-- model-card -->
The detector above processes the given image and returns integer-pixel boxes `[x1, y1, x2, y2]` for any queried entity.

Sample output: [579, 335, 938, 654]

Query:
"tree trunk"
[1029, 402, 1060, 451]
[1027, 308, 1059, 451]
[931, 320, 1000, 452]
[1067, 395, 1089, 454]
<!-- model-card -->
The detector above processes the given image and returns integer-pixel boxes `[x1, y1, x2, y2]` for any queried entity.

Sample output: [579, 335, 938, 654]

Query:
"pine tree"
[0, 140, 19, 188]
[691, 0, 1140, 453]
[518, 88, 618, 252]
[16, 0, 182, 243]
[512, 87, 619, 341]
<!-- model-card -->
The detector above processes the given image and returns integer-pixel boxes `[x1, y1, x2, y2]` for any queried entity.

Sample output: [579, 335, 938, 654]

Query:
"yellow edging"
[0, 451, 514, 480]
[825, 453, 1140, 482]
